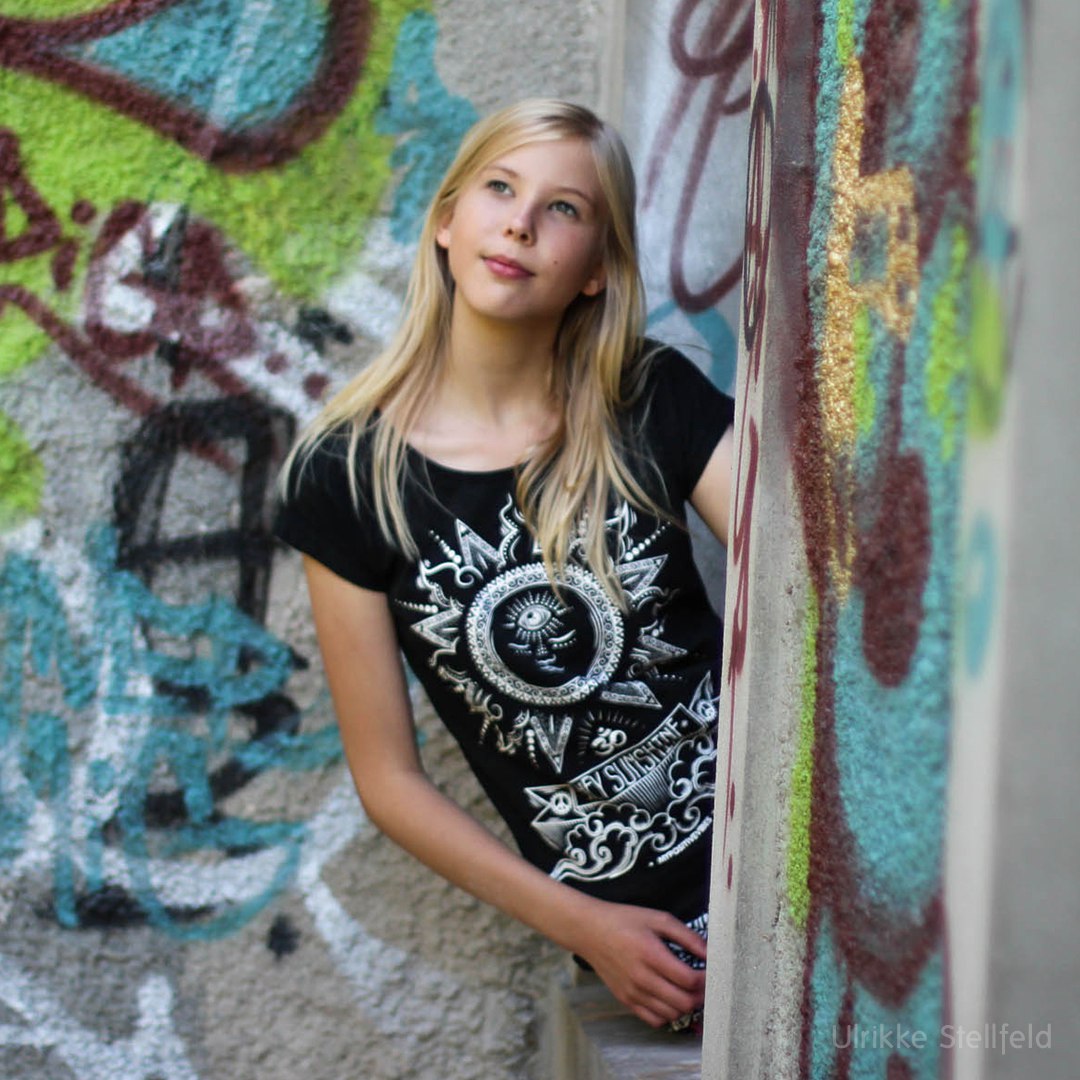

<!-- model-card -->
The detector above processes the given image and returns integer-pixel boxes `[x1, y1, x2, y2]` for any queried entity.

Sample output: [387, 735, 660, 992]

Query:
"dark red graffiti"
[84, 202, 256, 398]
[726, 418, 759, 687]
[718, 0, 781, 890]
[0, 129, 319, 471]
[0, 130, 169, 426]
[642, 0, 754, 314]
[0, 0, 371, 172]
[0, 127, 87, 295]
[888, 1053, 915, 1079]
[860, 0, 922, 177]
[742, 82, 774, 381]
[719, 415, 757, 886]
[857, 448, 930, 686]
[0, 129, 61, 262]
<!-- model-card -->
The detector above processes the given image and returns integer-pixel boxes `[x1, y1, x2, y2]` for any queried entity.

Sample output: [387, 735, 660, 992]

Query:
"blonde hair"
[283, 99, 665, 605]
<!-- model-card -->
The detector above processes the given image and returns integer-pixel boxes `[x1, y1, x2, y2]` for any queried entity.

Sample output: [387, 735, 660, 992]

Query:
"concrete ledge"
[544, 973, 702, 1080]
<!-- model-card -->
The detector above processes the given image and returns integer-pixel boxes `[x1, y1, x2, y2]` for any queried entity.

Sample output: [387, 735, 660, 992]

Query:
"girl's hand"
[572, 900, 707, 1028]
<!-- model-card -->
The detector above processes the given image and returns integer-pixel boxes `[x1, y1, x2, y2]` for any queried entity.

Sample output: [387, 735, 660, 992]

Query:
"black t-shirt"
[275, 346, 735, 922]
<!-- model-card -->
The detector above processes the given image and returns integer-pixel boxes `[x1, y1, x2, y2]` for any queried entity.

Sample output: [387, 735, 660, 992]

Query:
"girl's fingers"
[656, 914, 708, 961]
[629, 955, 704, 1016]
[586, 903, 707, 1025]
[646, 944, 707, 993]
[637, 981, 700, 1019]
[635, 1005, 669, 1029]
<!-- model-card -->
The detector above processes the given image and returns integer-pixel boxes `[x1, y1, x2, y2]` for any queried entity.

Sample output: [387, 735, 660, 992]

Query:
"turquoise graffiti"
[960, 0, 1025, 687]
[376, 10, 478, 243]
[0, 0, 373, 171]
[646, 299, 738, 389]
[63, 0, 331, 134]
[0, 524, 342, 940]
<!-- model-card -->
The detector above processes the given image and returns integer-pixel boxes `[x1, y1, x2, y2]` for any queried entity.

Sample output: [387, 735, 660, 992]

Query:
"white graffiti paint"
[0, 958, 199, 1080]
[297, 774, 472, 1029]
[86, 202, 336, 424]
[323, 218, 412, 345]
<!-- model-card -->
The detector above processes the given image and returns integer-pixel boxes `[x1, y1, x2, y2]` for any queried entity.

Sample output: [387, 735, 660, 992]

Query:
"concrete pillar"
[703, 1, 1079, 1077]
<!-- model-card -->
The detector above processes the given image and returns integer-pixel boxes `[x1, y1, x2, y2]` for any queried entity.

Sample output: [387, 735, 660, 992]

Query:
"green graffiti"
[0, 1, 109, 13]
[0, 0, 428, 379]
[853, 304, 876, 435]
[0, 410, 43, 527]
[926, 226, 971, 461]
[968, 264, 1007, 437]
[836, 0, 857, 65]
[787, 586, 819, 930]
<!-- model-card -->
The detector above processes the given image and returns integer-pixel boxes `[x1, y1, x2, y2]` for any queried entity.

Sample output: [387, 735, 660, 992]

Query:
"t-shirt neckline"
[404, 442, 519, 481]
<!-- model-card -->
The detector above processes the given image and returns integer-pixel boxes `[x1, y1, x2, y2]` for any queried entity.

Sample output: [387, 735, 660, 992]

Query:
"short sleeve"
[273, 431, 397, 591]
[635, 345, 736, 507]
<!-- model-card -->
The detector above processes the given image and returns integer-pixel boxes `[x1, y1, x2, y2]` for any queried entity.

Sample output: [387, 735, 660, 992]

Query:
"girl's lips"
[483, 255, 533, 279]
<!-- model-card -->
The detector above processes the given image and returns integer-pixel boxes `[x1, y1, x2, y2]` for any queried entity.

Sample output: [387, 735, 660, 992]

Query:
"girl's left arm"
[689, 427, 735, 546]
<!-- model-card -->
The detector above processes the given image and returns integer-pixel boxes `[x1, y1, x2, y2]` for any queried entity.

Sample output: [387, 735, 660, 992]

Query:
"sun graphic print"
[396, 494, 688, 767]
[394, 492, 720, 886]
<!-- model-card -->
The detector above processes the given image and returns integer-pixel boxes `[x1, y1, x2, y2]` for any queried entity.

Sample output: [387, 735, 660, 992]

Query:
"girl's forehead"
[479, 136, 596, 174]
[475, 138, 606, 203]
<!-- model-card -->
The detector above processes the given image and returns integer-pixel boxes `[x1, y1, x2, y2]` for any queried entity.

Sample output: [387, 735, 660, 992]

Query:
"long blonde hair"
[284, 99, 666, 605]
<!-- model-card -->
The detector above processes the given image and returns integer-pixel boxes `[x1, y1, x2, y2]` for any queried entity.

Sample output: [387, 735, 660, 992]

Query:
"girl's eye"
[486, 179, 512, 194]
[551, 200, 579, 218]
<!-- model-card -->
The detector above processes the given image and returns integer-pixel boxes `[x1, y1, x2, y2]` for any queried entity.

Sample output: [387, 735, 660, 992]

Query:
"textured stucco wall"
[0, 4, 606, 1079]
[702, 1, 1065, 1078]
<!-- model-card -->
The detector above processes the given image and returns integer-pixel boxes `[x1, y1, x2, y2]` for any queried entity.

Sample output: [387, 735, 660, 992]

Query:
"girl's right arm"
[303, 555, 708, 1028]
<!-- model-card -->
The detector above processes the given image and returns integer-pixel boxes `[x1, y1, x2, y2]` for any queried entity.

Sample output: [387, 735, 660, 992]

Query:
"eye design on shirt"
[519, 603, 553, 632]
[503, 592, 575, 669]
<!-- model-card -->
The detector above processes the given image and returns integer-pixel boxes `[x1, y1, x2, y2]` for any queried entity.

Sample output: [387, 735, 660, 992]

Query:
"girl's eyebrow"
[484, 163, 597, 209]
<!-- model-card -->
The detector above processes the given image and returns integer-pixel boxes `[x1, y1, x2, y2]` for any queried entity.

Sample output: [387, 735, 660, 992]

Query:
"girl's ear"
[581, 265, 607, 297]
[435, 210, 453, 250]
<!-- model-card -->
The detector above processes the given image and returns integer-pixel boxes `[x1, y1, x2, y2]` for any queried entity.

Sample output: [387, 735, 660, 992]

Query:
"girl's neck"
[406, 307, 562, 472]
[440, 303, 559, 423]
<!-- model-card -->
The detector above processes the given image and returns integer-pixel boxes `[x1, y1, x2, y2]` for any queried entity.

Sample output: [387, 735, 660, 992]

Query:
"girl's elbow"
[349, 766, 424, 833]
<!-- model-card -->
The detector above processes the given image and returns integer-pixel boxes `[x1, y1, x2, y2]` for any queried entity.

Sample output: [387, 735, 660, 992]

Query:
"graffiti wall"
[0, 3, 608, 1078]
[794, 0, 979, 1074]
[705, 0, 1030, 1077]
[622, 0, 753, 393]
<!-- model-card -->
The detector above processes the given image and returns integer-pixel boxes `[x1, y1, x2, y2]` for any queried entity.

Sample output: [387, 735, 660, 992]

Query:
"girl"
[275, 99, 735, 1031]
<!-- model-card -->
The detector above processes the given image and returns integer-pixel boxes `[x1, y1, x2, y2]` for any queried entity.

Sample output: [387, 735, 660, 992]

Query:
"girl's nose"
[503, 208, 534, 243]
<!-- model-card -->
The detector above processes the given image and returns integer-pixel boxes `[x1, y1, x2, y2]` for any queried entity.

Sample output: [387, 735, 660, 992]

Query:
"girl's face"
[436, 138, 608, 332]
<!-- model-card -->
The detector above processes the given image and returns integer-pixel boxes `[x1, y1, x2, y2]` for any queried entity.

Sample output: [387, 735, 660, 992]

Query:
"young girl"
[275, 99, 735, 1031]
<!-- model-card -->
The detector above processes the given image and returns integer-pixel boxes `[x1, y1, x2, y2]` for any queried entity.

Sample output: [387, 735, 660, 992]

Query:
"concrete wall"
[619, 0, 753, 396]
[0, 4, 606, 1079]
[704, 1, 1078, 1078]
[618, 0, 753, 611]
[962, 6, 1080, 1077]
